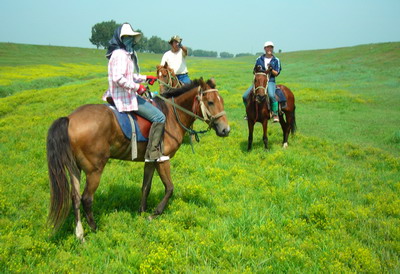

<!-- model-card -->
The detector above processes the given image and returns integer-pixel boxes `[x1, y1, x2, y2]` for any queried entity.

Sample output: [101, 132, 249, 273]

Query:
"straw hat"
[120, 23, 142, 43]
[169, 35, 182, 44]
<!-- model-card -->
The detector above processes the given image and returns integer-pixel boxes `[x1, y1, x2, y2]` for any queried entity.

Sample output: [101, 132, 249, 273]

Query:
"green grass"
[0, 42, 399, 272]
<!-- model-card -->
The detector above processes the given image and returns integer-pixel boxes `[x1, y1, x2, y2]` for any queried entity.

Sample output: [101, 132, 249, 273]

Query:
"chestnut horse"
[246, 66, 296, 150]
[156, 62, 182, 93]
[47, 78, 230, 241]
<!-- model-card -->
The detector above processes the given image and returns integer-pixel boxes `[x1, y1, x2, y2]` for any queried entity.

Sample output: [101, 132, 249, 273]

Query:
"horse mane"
[153, 79, 200, 115]
[161, 79, 201, 98]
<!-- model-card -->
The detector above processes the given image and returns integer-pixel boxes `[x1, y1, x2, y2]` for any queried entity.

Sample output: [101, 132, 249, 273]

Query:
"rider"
[242, 41, 281, 122]
[160, 35, 191, 84]
[103, 23, 168, 162]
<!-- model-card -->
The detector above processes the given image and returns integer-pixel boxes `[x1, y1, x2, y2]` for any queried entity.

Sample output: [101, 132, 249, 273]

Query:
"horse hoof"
[88, 222, 97, 232]
[147, 214, 159, 221]
[283, 142, 288, 149]
[75, 221, 85, 242]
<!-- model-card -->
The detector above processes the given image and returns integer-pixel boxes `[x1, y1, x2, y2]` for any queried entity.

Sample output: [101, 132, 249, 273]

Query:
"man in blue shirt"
[243, 41, 282, 122]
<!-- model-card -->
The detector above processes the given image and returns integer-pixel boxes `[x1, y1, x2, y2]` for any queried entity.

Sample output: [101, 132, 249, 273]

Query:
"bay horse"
[246, 65, 296, 150]
[156, 62, 182, 93]
[47, 78, 230, 241]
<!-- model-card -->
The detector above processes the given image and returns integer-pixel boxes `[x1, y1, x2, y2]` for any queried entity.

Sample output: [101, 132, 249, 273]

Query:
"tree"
[147, 36, 170, 54]
[235, 53, 253, 57]
[192, 49, 218, 57]
[134, 29, 148, 52]
[89, 20, 119, 49]
[220, 52, 234, 58]
[186, 47, 193, 56]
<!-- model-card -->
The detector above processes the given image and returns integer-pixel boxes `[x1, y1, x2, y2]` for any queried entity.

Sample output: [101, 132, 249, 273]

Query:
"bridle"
[252, 71, 270, 121]
[154, 86, 226, 151]
[157, 68, 182, 90]
[195, 87, 226, 126]
[253, 72, 269, 98]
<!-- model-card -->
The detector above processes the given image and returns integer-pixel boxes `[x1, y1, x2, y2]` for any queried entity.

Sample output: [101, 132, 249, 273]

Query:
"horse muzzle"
[255, 94, 267, 103]
[213, 122, 230, 137]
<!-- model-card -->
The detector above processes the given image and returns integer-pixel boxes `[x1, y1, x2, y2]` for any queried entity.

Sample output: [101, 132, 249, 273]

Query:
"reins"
[157, 69, 182, 90]
[153, 86, 226, 153]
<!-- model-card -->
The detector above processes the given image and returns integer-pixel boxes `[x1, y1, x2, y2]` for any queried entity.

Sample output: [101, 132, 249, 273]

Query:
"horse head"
[156, 62, 180, 93]
[253, 65, 269, 103]
[193, 78, 230, 137]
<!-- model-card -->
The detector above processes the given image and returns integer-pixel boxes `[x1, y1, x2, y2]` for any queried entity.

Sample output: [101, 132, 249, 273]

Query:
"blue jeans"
[242, 82, 277, 105]
[135, 95, 165, 123]
[177, 73, 191, 84]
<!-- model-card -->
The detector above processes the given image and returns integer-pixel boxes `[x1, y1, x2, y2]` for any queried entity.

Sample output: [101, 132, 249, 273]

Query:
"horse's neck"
[169, 88, 198, 129]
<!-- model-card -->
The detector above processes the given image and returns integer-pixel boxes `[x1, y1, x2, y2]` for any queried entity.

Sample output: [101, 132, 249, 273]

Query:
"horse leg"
[139, 162, 156, 213]
[71, 168, 84, 241]
[280, 112, 290, 148]
[262, 119, 269, 149]
[247, 120, 254, 151]
[149, 160, 174, 220]
[81, 170, 103, 231]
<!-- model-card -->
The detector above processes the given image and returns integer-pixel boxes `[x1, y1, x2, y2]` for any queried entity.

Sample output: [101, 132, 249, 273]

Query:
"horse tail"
[291, 105, 297, 134]
[46, 117, 77, 230]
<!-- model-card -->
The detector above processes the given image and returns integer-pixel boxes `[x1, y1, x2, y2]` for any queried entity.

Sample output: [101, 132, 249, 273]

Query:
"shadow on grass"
[49, 181, 172, 243]
[239, 140, 275, 152]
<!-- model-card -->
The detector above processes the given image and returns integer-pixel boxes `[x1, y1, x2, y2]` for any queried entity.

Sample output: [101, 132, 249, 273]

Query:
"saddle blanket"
[105, 104, 149, 141]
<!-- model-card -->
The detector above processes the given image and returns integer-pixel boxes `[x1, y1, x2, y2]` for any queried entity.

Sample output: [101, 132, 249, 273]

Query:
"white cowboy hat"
[120, 23, 142, 43]
[264, 41, 274, 48]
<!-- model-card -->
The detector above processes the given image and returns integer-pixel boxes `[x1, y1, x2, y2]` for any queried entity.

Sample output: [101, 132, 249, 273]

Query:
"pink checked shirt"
[102, 49, 146, 112]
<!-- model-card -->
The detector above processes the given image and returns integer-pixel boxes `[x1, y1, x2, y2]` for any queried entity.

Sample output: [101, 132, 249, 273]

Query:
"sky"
[1, 0, 399, 54]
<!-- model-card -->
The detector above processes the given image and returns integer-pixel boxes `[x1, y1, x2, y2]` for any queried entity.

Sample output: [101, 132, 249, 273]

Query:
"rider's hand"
[146, 75, 157, 85]
[136, 84, 146, 95]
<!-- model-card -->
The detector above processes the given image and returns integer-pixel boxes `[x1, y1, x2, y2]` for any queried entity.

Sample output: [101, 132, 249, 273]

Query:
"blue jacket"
[255, 55, 281, 82]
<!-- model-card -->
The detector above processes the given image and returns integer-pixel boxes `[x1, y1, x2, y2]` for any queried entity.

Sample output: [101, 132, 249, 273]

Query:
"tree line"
[90, 21, 278, 58]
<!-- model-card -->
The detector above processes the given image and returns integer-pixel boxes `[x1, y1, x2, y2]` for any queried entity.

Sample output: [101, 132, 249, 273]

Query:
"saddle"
[105, 98, 151, 141]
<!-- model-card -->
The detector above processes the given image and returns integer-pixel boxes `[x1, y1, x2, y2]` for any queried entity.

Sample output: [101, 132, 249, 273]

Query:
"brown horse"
[47, 78, 230, 241]
[246, 66, 296, 150]
[156, 62, 182, 93]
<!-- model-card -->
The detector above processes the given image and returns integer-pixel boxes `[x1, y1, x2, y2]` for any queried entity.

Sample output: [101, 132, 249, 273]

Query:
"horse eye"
[208, 101, 214, 106]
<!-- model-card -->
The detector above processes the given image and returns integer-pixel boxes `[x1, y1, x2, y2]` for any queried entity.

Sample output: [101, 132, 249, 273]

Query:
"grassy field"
[0, 42, 399, 272]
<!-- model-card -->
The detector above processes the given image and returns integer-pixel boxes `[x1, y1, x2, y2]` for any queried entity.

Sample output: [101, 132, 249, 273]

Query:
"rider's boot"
[145, 122, 169, 162]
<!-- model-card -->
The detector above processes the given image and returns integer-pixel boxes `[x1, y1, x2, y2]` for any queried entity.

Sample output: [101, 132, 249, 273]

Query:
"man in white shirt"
[160, 35, 191, 84]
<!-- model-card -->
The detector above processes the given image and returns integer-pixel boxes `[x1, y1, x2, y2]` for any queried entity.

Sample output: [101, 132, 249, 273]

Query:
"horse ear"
[199, 77, 207, 90]
[254, 65, 262, 73]
[207, 78, 216, 88]
[164, 62, 168, 68]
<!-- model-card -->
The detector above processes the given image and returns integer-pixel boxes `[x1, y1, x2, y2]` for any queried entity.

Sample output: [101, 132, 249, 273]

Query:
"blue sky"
[1, 0, 399, 54]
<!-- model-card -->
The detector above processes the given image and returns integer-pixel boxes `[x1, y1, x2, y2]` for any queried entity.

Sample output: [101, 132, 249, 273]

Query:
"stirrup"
[145, 155, 170, 163]
[157, 155, 170, 162]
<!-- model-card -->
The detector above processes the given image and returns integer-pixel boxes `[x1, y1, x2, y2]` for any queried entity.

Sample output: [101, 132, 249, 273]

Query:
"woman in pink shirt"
[103, 23, 167, 162]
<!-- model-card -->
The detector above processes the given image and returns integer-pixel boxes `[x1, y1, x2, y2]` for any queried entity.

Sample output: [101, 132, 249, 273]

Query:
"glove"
[136, 84, 146, 95]
[146, 75, 157, 85]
